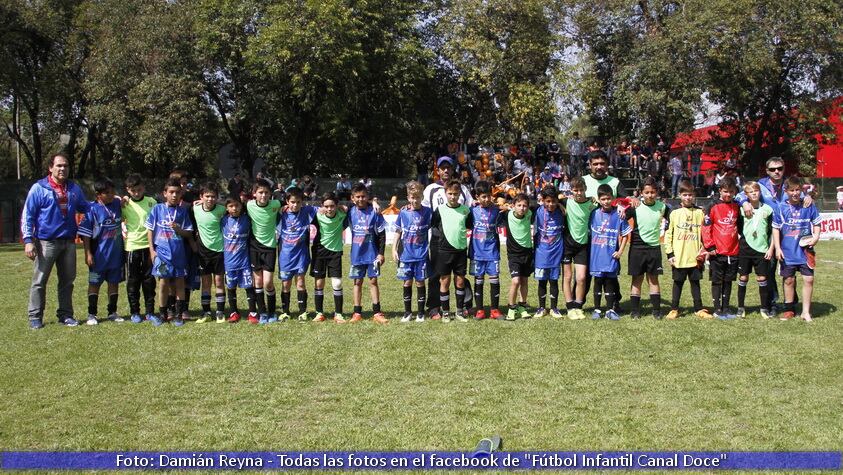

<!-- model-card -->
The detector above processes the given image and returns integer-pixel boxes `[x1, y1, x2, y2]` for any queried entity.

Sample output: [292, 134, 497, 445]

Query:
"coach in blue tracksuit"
[21, 154, 91, 329]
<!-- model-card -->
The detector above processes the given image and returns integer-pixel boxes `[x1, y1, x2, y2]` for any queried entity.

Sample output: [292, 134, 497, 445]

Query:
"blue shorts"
[152, 256, 186, 279]
[225, 268, 254, 289]
[780, 263, 813, 277]
[278, 268, 307, 281]
[590, 271, 619, 278]
[534, 266, 560, 281]
[349, 263, 380, 280]
[470, 260, 500, 277]
[397, 260, 428, 281]
[89, 267, 124, 285]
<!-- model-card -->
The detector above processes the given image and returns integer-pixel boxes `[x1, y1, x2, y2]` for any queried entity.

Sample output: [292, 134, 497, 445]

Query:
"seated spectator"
[371, 196, 381, 213]
[336, 174, 352, 200]
[359, 176, 373, 191]
[272, 181, 286, 202]
[301, 175, 318, 201]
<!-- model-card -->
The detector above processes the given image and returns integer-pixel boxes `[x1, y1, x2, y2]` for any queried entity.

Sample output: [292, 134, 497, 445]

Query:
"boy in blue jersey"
[275, 187, 318, 323]
[221, 198, 257, 323]
[534, 185, 566, 319]
[469, 181, 504, 320]
[145, 178, 195, 326]
[348, 183, 388, 324]
[392, 181, 431, 323]
[78, 178, 125, 325]
[772, 175, 821, 322]
[589, 184, 631, 320]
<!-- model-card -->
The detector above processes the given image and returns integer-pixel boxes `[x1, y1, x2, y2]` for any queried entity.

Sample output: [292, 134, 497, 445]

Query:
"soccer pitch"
[2, 242, 841, 458]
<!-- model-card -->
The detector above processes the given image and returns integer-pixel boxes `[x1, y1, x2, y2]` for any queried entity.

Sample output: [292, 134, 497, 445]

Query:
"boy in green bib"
[737, 181, 775, 319]
[192, 182, 227, 323]
[503, 193, 535, 321]
[431, 180, 474, 322]
[626, 177, 670, 319]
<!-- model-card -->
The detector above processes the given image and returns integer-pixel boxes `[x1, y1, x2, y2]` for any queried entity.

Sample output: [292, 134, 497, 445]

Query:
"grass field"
[1, 241, 842, 463]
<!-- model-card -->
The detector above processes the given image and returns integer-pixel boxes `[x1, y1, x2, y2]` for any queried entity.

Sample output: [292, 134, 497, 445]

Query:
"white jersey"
[422, 182, 474, 212]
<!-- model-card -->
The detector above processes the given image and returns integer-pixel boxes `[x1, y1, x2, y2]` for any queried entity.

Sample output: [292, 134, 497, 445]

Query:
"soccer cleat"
[630, 311, 641, 320]
[86, 315, 99, 326]
[373, 312, 389, 325]
[297, 312, 309, 322]
[196, 311, 212, 324]
[415, 313, 425, 323]
[736, 307, 746, 319]
[130, 314, 144, 324]
[489, 309, 503, 320]
[277, 313, 290, 322]
[144, 312, 156, 322]
[653, 312, 663, 320]
[350, 313, 363, 323]
[665, 309, 680, 320]
[333, 313, 347, 324]
[430, 312, 441, 321]
[505, 308, 517, 321]
[606, 309, 621, 321]
[715, 312, 737, 320]
[474, 309, 487, 320]
[247, 313, 259, 324]
[228, 312, 241, 323]
[517, 306, 531, 319]
[695, 309, 715, 320]
[759, 308, 773, 320]
[454, 312, 468, 323]
[441, 312, 451, 323]
[534, 308, 546, 319]
[400, 312, 413, 323]
[29, 319, 44, 330]
[591, 309, 602, 320]
[313, 312, 327, 323]
[801, 313, 813, 323]
[779, 310, 796, 321]
[108, 313, 124, 323]
[549, 309, 564, 319]
[258, 314, 269, 325]
[149, 315, 165, 326]
[215, 311, 226, 323]
[172, 317, 185, 327]
[568, 308, 586, 320]
[267, 314, 278, 323]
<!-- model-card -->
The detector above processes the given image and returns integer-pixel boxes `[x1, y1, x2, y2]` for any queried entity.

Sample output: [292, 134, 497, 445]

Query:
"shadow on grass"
[810, 302, 838, 319]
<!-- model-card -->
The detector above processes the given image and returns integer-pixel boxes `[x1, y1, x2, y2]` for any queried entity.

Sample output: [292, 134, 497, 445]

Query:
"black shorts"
[310, 252, 343, 279]
[628, 247, 663, 276]
[562, 235, 589, 265]
[508, 253, 534, 278]
[709, 255, 739, 282]
[436, 250, 468, 276]
[672, 266, 702, 282]
[197, 243, 225, 276]
[125, 249, 152, 280]
[738, 249, 770, 277]
[249, 241, 277, 272]
[780, 263, 813, 278]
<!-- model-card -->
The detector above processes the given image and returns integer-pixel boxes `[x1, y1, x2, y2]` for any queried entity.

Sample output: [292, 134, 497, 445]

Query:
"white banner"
[820, 212, 843, 240]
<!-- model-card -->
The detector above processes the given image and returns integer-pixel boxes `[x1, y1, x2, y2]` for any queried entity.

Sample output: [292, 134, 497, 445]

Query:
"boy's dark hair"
[570, 176, 586, 190]
[445, 179, 462, 192]
[540, 185, 558, 200]
[252, 178, 272, 194]
[474, 180, 491, 196]
[719, 176, 738, 192]
[225, 197, 242, 207]
[285, 187, 304, 201]
[513, 193, 530, 205]
[351, 183, 369, 195]
[200, 181, 219, 196]
[640, 176, 659, 191]
[164, 177, 182, 190]
[678, 179, 695, 195]
[321, 192, 338, 204]
[596, 183, 614, 198]
[93, 178, 115, 195]
[124, 173, 143, 188]
[786, 175, 803, 189]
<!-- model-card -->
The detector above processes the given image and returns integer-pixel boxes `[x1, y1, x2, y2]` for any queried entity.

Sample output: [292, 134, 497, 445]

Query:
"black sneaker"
[630, 312, 641, 319]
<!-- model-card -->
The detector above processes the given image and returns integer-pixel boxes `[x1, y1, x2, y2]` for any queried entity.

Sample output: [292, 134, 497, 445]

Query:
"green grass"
[1, 242, 842, 461]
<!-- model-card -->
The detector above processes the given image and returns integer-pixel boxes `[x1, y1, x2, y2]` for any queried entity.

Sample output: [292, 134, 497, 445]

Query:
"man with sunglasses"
[736, 157, 814, 310]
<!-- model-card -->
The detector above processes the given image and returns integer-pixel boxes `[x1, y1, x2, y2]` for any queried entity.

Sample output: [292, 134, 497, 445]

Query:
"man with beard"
[423, 157, 475, 318]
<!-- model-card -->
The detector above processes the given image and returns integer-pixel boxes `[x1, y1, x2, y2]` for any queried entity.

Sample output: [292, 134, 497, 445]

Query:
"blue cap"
[437, 156, 454, 168]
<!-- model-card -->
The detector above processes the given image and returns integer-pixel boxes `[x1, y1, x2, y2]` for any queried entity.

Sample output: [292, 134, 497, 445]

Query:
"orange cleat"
[489, 308, 503, 320]
[350, 313, 364, 323]
[372, 312, 389, 325]
[474, 309, 487, 320]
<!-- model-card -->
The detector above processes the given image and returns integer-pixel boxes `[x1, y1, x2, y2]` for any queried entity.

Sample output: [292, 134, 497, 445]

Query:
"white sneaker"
[108, 313, 124, 322]
[86, 315, 99, 326]
[454, 312, 469, 323]
[400, 313, 413, 323]
[415, 314, 425, 323]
